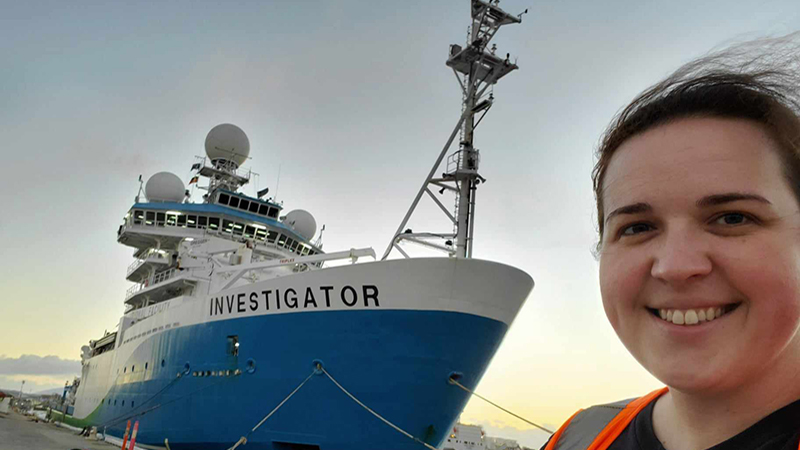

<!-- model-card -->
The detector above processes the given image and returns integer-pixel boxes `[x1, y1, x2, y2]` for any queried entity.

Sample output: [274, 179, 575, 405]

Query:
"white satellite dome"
[205, 123, 250, 167]
[284, 210, 317, 240]
[145, 172, 185, 203]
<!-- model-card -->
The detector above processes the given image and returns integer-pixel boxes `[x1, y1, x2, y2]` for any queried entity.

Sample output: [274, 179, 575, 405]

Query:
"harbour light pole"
[18, 380, 24, 408]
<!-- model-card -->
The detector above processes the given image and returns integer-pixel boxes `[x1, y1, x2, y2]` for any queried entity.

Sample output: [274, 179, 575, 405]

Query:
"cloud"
[0, 355, 81, 376]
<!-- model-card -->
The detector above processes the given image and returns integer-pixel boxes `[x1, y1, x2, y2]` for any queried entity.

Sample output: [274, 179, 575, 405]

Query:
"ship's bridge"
[118, 191, 320, 258]
[118, 191, 324, 307]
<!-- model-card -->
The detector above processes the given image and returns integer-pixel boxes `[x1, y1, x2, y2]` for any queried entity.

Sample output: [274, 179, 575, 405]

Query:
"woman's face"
[599, 117, 800, 393]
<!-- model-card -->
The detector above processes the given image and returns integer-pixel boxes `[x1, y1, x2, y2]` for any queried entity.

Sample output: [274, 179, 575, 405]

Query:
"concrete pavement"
[0, 410, 117, 450]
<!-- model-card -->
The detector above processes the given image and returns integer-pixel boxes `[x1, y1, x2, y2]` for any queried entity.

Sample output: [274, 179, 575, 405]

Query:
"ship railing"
[125, 268, 179, 301]
[126, 249, 169, 277]
[125, 283, 142, 300]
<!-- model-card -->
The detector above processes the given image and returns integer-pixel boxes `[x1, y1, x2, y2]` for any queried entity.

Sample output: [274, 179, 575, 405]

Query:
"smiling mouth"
[647, 304, 740, 326]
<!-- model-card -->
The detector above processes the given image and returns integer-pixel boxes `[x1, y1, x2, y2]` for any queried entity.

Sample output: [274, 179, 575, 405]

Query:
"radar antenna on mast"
[382, 0, 523, 260]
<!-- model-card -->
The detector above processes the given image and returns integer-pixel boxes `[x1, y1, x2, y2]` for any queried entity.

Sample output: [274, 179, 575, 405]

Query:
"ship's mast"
[382, 0, 524, 260]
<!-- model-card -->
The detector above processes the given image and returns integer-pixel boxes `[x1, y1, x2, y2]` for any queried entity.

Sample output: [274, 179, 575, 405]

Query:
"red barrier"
[128, 421, 139, 450]
[121, 420, 131, 450]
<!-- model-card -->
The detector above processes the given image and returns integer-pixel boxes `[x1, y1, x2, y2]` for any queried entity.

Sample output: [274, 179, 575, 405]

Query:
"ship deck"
[0, 410, 132, 450]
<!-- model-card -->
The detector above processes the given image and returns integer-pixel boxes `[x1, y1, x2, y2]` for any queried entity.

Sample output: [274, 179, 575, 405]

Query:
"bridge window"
[145, 211, 155, 226]
[156, 212, 166, 226]
[198, 216, 208, 228]
[166, 213, 177, 226]
[233, 222, 244, 236]
[278, 235, 287, 247]
[229, 197, 240, 208]
[268, 207, 279, 218]
[219, 193, 230, 205]
[223, 219, 234, 234]
[239, 200, 249, 211]
[256, 229, 267, 241]
[133, 210, 144, 225]
[245, 226, 256, 239]
[177, 215, 187, 227]
[248, 202, 259, 213]
[267, 231, 278, 243]
[208, 217, 220, 230]
[258, 205, 268, 216]
[187, 215, 197, 228]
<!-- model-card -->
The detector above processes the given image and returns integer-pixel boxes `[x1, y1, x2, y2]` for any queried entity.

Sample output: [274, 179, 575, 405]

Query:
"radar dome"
[205, 123, 250, 167]
[284, 210, 317, 240]
[145, 172, 185, 203]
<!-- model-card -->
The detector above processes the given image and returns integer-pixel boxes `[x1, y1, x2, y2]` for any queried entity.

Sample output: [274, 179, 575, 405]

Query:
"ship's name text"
[208, 285, 380, 317]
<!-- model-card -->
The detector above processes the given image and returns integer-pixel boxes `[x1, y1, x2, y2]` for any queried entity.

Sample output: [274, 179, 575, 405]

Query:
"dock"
[0, 411, 119, 450]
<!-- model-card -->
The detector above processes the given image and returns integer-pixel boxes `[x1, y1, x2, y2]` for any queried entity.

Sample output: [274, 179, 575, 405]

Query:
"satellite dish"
[205, 124, 250, 167]
[145, 172, 185, 203]
[284, 210, 317, 240]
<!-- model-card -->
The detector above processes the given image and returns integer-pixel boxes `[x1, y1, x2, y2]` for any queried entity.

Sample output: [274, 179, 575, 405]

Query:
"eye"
[620, 223, 653, 236]
[713, 212, 751, 226]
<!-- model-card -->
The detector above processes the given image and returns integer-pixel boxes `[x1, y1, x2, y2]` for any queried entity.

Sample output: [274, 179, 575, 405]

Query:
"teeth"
[656, 305, 735, 326]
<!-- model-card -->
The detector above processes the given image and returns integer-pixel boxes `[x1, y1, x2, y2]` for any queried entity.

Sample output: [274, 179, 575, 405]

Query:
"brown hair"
[592, 34, 800, 244]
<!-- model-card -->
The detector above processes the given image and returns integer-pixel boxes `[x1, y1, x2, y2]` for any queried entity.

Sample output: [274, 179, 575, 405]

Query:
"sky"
[1, 0, 798, 447]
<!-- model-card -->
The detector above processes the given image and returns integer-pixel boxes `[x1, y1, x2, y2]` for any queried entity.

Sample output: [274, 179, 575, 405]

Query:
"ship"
[64, 2, 533, 449]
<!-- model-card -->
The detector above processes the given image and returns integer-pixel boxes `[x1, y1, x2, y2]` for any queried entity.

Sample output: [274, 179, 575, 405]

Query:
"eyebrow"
[695, 192, 771, 207]
[605, 202, 651, 225]
[605, 193, 771, 225]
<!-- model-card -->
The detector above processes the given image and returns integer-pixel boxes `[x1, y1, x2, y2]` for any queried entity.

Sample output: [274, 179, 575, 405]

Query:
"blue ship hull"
[92, 309, 506, 449]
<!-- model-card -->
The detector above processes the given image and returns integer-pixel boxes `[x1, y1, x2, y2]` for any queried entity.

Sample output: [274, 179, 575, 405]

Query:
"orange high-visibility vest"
[544, 388, 800, 450]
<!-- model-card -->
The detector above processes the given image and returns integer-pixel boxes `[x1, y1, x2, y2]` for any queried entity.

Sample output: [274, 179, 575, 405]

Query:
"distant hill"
[0, 387, 65, 397]
[34, 387, 65, 396]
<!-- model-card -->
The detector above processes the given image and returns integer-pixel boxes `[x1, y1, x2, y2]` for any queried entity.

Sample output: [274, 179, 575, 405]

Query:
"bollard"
[121, 420, 131, 450]
[128, 421, 139, 450]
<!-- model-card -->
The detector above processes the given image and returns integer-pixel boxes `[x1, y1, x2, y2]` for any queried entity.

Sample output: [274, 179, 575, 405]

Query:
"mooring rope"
[227, 369, 317, 450]
[319, 366, 439, 450]
[449, 378, 554, 434]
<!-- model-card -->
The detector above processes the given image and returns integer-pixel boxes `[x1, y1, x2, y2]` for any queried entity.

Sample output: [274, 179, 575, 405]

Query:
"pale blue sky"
[1, 1, 798, 447]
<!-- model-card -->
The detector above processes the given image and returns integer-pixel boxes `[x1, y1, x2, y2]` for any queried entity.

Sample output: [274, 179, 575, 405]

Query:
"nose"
[650, 223, 712, 283]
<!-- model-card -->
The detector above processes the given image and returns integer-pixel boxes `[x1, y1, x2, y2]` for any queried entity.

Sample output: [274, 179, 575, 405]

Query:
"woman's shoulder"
[539, 396, 638, 450]
[541, 389, 668, 450]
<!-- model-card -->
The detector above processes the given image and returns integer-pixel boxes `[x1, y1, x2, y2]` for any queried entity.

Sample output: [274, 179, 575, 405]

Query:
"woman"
[544, 37, 800, 449]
